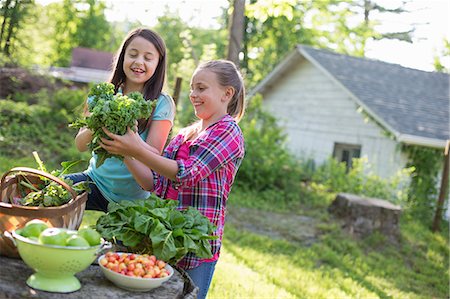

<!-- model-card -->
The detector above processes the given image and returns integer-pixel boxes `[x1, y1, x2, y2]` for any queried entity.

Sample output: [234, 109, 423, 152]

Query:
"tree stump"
[328, 193, 402, 240]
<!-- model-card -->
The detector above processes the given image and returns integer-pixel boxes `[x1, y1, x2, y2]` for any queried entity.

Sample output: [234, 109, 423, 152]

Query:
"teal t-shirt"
[85, 92, 175, 202]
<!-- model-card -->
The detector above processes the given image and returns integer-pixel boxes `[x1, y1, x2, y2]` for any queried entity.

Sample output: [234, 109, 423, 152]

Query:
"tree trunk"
[432, 140, 450, 232]
[227, 0, 245, 66]
[0, 0, 13, 51]
[4, 0, 21, 56]
[172, 77, 182, 107]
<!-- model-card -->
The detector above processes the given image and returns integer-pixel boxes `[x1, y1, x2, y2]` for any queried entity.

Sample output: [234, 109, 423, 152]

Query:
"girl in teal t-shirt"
[66, 28, 175, 211]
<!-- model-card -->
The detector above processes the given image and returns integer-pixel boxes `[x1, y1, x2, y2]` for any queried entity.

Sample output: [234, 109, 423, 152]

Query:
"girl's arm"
[74, 127, 93, 152]
[146, 119, 172, 154]
[74, 101, 93, 152]
[123, 119, 172, 190]
[100, 127, 179, 180]
[123, 156, 155, 190]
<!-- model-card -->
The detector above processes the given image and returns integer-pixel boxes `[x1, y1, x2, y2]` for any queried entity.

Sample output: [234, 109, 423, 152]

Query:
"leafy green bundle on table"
[70, 82, 156, 167]
[95, 195, 218, 264]
[17, 152, 89, 207]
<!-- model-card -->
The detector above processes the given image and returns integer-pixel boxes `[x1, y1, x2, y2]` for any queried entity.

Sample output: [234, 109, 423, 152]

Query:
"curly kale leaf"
[70, 83, 156, 167]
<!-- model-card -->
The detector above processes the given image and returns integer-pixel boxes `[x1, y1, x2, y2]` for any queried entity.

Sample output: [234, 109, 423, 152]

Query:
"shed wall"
[261, 60, 409, 178]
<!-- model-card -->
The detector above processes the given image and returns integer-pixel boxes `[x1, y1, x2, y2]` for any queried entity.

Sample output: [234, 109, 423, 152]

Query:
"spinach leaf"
[95, 194, 218, 264]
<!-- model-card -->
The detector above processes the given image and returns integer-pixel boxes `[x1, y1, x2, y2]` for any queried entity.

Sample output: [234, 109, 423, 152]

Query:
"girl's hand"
[99, 127, 144, 157]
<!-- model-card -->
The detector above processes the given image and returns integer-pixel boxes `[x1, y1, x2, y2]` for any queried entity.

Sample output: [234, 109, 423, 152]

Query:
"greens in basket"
[70, 82, 156, 167]
[16, 152, 89, 207]
[95, 195, 218, 264]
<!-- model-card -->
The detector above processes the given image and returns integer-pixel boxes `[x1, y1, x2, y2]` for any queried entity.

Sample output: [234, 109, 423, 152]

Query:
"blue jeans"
[185, 260, 217, 299]
[65, 172, 109, 212]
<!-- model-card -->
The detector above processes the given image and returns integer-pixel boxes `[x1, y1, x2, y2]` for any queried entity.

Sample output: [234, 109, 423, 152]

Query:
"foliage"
[434, 38, 450, 73]
[153, 12, 227, 105]
[226, 185, 335, 216]
[0, 86, 88, 172]
[3, 3, 63, 67]
[73, 0, 111, 50]
[44, 0, 113, 66]
[243, 0, 311, 84]
[402, 144, 444, 224]
[157, 15, 227, 130]
[0, 0, 35, 57]
[153, 8, 227, 67]
[153, 13, 186, 72]
[95, 195, 217, 264]
[241, 0, 414, 87]
[3, 0, 417, 87]
[70, 82, 155, 167]
[312, 156, 413, 205]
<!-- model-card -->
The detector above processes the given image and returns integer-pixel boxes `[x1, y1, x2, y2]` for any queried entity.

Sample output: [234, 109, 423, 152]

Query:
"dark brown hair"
[109, 28, 167, 132]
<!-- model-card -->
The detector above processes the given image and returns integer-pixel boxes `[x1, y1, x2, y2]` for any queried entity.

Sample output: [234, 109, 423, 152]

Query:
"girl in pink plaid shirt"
[100, 60, 245, 299]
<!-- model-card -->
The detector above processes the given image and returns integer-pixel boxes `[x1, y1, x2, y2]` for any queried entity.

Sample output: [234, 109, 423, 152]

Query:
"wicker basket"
[0, 167, 88, 258]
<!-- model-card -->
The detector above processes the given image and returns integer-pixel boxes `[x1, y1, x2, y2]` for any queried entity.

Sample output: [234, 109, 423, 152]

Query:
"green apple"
[77, 228, 101, 246]
[66, 235, 90, 247]
[21, 219, 49, 238]
[66, 230, 78, 237]
[39, 228, 68, 246]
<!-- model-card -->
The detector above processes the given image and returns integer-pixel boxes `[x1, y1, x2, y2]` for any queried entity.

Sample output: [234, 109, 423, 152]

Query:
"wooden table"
[0, 255, 197, 298]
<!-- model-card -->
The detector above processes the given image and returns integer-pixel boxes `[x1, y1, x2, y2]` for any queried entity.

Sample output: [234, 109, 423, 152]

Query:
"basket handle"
[0, 167, 78, 200]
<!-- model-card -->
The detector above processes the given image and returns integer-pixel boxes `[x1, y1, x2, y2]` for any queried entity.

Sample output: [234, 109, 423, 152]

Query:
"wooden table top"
[0, 255, 197, 298]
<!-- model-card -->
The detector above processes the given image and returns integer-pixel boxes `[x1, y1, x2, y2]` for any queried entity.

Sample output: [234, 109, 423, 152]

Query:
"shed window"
[333, 143, 361, 171]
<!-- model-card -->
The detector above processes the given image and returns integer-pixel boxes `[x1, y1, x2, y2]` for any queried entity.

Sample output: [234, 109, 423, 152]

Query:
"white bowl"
[98, 253, 174, 292]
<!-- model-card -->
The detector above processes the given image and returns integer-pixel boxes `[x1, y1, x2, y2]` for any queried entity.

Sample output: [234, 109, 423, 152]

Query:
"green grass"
[207, 187, 449, 299]
[208, 222, 448, 299]
[80, 210, 104, 228]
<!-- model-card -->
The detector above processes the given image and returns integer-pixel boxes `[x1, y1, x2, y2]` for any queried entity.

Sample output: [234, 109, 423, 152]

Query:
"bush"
[402, 145, 444, 224]
[0, 87, 89, 172]
[312, 157, 413, 205]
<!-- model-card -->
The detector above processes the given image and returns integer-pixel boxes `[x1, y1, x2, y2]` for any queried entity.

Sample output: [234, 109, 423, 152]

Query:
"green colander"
[8, 230, 110, 293]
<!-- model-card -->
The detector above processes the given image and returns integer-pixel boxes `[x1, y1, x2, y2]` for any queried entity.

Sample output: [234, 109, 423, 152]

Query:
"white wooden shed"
[249, 45, 449, 179]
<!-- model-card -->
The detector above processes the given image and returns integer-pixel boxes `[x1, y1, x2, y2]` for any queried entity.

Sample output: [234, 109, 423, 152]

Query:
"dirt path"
[226, 206, 321, 246]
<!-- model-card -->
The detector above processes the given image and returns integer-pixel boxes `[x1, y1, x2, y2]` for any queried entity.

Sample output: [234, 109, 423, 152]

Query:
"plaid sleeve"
[173, 121, 244, 188]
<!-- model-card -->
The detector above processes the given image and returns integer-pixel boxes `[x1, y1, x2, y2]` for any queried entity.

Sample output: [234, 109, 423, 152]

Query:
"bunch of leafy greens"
[18, 152, 89, 207]
[95, 195, 218, 264]
[70, 82, 155, 167]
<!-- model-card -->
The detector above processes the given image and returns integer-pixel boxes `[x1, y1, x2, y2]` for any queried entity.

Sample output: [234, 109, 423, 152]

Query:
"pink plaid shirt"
[154, 115, 245, 269]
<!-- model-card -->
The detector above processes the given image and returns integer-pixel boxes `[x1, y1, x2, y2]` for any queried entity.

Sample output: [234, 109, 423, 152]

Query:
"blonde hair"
[197, 59, 245, 122]
[183, 60, 246, 141]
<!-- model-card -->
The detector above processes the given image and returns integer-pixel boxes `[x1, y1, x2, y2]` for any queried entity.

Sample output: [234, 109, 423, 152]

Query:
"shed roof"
[250, 45, 450, 148]
[71, 47, 114, 71]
